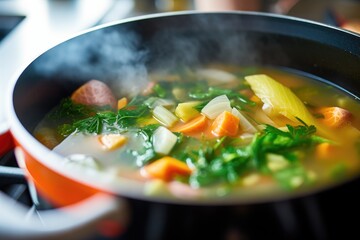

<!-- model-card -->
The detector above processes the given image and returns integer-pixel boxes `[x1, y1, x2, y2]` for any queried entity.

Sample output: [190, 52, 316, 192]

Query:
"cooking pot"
[1, 11, 360, 239]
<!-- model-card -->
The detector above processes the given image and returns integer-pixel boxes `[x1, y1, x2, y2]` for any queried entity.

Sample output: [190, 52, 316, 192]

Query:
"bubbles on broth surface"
[33, 66, 360, 203]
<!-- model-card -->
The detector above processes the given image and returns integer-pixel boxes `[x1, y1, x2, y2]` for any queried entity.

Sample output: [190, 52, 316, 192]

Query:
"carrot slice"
[117, 97, 128, 110]
[317, 107, 352, 128]
[172, 115, 207, 134]
[143, 156, 192, 181]
[211, 111, 240, 137]
[71, 79, 117, 109]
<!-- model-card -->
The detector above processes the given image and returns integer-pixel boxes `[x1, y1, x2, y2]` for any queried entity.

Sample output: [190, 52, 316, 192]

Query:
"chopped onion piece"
[196, 68, 237, 85]
[254, 109, 277, 126]
[153, 105, 178, 127]
[152, 126, 178, 155]
[201, 95, 232, 119]
[231, 108, 258, 134]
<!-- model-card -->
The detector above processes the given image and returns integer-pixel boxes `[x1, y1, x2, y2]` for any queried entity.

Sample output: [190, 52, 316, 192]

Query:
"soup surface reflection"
[34, 66, 360, 202]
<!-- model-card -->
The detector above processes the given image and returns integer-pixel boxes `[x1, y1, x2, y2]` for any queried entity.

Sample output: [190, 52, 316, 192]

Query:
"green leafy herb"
[153, 83, 167, 98]
[189, 86, 232, 99]
[183, 121, 327, 189]
[189, 146, 251, 188]
[59, 96, 150, 136]
[193, 101, 208, 112]
[59, 111, 118, 136]
[48, 98, 93, 120]
[250, 123, 326, 171]
[117, 104, 149, 128]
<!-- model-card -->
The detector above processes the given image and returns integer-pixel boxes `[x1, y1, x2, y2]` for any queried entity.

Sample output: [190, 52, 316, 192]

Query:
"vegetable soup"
[34, 66, 360, 201]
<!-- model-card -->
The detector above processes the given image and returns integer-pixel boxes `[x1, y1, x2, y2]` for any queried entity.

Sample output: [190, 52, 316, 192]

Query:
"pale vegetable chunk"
[196, 68, 237, 85]
[152, 126, 178, 155]
[201, 95, 232, 119]
[231, 108, 258, 134]
[175, 101, 201, 122]
[153, 105, 178, 127]
[245, 74, 317, 126]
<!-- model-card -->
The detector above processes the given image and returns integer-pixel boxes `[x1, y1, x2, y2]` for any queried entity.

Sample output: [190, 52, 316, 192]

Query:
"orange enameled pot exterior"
[15, 140, 104, 206]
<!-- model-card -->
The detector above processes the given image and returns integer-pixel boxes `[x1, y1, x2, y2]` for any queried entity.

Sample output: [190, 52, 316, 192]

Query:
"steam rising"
[32, 13, 289, 97]
[34, 28, 149, 96]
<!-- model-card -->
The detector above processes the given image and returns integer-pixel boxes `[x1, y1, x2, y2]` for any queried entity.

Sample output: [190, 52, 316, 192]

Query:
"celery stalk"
[245, 74, 329, 137]
[245, 75, 316, 125]
[153, 106, 178, 127]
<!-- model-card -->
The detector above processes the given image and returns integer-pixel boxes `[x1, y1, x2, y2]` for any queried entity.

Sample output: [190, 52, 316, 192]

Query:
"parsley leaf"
[59, 111, 118, 136]
[185, 122, 327, 189]
[49, 98, 93, 120]
[59, 96, 150, 136]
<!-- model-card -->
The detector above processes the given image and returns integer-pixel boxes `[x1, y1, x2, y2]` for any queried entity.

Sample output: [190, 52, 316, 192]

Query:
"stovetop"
[0, 151, 31, 205]
[0, 151, 120, 239]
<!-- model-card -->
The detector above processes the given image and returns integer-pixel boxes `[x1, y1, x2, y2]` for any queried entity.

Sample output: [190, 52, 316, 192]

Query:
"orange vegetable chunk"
[315, 142, 336, 160]
[144, 156, 192, 181]
[172, 115, 207, 134]
[98, 134, 127, 150]
[317, 107, 352, 128]
[71, 79, 117, 109]
[211, 111, 240, 137]
[117, 97, 128, 110]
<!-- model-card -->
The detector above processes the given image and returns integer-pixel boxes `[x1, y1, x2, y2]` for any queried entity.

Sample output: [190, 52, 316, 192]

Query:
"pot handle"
[0, 191, 129, 240]
[0, 148, 130, 240]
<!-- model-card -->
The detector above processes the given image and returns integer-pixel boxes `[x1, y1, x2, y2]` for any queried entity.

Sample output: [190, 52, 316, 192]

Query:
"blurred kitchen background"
[1, 0, 360, 97]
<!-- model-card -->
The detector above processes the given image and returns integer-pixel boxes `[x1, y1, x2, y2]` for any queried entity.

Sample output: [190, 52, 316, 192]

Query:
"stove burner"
[0, 151, 35, 206]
